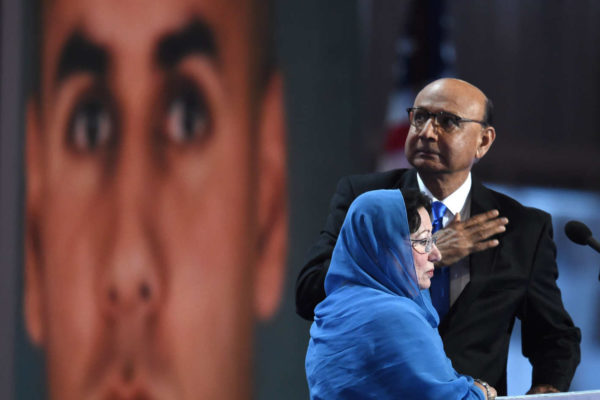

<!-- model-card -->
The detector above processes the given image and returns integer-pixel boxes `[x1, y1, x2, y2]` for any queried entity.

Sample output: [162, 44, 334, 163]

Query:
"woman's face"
[410, 207, 442, 289]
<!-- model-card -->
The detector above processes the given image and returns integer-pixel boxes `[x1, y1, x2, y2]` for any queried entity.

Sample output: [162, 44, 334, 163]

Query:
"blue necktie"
[429, 201, 450, 320]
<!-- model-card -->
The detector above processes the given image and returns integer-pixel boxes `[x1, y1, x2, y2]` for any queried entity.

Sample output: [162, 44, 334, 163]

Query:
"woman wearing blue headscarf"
[305, 189, 496, 400]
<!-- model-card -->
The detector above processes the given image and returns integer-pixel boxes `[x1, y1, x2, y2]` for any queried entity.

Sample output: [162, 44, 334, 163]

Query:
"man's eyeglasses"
[406, 107, 488, 133]
[410, 235, 438, 254]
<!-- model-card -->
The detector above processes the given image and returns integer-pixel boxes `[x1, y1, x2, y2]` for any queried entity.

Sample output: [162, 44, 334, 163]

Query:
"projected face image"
[24, 0, 287, 399]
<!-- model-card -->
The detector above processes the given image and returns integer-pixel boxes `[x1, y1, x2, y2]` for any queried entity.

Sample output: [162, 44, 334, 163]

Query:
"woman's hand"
[474, 379, 497, 400]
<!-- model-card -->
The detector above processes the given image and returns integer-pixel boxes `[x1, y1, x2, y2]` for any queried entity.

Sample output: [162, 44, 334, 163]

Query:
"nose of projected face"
[99, 215, 162, 320]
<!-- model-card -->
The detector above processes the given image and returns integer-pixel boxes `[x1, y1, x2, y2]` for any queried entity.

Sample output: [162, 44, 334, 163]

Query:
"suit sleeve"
[520, 213, 581, 391]
[295, 176, 357, 320]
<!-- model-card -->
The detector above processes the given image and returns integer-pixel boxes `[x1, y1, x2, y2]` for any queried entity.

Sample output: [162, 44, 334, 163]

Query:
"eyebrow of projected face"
[54, 19, 219, 91]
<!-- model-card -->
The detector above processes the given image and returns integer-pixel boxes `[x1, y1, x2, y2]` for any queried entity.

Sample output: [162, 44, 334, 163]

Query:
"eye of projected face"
[67, 97, 114, 151]
[164, 79, 211, 144]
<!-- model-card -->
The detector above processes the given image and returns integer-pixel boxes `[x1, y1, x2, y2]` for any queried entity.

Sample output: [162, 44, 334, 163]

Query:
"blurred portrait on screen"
[24, 0, 287, 398]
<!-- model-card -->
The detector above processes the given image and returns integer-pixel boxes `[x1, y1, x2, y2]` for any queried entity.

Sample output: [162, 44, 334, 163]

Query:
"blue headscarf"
[305, 190, 484, 400]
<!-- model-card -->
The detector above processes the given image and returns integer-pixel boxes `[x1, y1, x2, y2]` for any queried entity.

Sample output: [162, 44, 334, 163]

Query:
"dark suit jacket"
[296, 168, 581, 395]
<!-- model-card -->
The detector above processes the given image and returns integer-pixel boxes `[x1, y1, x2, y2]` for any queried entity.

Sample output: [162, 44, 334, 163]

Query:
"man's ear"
[254, 72, 288, 320]
[475, 126, 496, 160]
[24, 99, 45, 347]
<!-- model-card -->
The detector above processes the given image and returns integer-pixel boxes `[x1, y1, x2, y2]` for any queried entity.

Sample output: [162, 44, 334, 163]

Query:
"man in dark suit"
[296, 78, 581, 396]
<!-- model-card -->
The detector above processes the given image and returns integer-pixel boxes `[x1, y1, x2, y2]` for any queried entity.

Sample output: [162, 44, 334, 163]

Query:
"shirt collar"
[416, 172, 472, 217]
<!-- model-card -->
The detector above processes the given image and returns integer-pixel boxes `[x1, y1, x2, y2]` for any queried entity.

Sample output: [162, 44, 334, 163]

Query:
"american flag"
[377, 0, 455, 171]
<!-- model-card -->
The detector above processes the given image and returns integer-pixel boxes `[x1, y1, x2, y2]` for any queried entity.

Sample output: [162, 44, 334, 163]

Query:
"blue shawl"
[305, 189, 484, 400]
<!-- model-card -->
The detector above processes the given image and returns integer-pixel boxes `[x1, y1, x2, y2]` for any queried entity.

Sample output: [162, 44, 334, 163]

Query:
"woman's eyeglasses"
[410, 236, 438, 254]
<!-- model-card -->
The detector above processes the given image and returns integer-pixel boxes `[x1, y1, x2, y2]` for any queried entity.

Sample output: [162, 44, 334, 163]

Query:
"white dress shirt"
[417, 173, 472, 306]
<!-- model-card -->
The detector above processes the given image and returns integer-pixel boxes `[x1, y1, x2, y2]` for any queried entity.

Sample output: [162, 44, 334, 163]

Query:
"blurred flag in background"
[378, 0, 455, 171]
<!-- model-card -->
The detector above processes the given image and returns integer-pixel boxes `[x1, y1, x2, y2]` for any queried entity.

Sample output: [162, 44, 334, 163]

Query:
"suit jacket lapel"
[452, 177, 503, 324]
[441, 178, 503, 328]
[469, 178, 502, 279]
